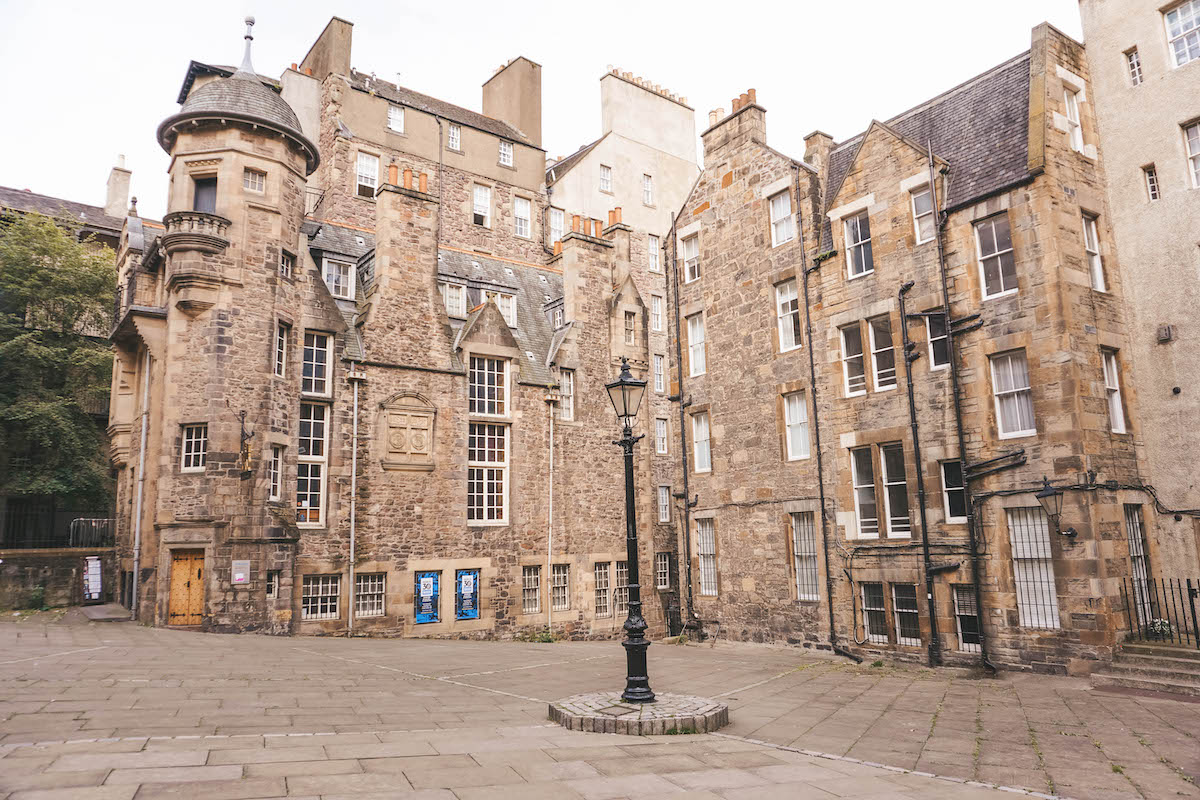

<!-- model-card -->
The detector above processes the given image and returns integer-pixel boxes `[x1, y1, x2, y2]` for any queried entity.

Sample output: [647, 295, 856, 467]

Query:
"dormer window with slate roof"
[323, 257, 354, 300]
[439, 282, 466, 317]
[484, 289, 516, 326]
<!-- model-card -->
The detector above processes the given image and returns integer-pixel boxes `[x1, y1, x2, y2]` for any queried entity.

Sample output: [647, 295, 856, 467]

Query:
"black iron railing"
[1121, 577, 1200, 648]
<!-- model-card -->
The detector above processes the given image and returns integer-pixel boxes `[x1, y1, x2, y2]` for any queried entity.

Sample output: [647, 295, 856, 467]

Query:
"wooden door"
[168, 550, 204, 625]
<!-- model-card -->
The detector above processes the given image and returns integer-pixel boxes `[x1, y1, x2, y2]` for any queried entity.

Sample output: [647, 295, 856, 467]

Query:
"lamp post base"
[550, 691, 729, 735]
[621, 637, 655, 703]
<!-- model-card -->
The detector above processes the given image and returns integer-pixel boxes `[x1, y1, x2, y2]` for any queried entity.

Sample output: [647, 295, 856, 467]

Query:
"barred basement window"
[274, 323, 288, 378]
[697, 520, 717, 596]
[655, 552, 670, 590]
[861, 582, 888, 644]
[655, 418, 668, 454]
[522, 565, 541, 614]
[851, 447, 879, 538]
[893, 584, 921, 646]
[355, 573, 385, 618]
[243, 168, 265, 192]
[776, 279, 801, 352]
[301, 574, 340, 620]
[869, 316, 897, 391]
[499, 140, 514, 167]
[953, 584, 981, 653]
[594, 562, 611, 617]
[302, 332, 331, 396]
[648, 234, 660, 272]
[467, 423, 507, 523]
[976, 214, 1017, 299]
[265, 570, 279, 599]
[615, 561, 630, 614]
[1007, 507, 1060, 629]
[925, 313, 950, 369]
[844, 211, 873, 277]
[551, 563, 570, 611]
[840, 323, 867, 397]
[356, 152, 379, 198]
[658, 485, 671, 523]
[1125, 505, 1152, 625]
[790, 511, 818, 602]
[181, 424, 207, 472]
[268, 445, 283, 502]
[469, 356, 507, 416]
[881, 443, 911, 538]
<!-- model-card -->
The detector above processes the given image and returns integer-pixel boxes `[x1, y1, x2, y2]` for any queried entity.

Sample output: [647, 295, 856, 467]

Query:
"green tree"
[0, 211, 116, 507]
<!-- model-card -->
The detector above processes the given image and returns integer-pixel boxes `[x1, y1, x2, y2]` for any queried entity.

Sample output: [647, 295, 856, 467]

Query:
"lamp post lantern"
[1035, 476, 1077, 538]
[605, 357, 655, 703]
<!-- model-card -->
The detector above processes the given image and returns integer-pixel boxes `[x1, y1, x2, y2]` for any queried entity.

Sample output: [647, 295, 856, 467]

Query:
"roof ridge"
[350, 69, 528, 143]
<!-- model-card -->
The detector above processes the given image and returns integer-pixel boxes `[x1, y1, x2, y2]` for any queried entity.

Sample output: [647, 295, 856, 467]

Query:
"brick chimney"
[105, 155, 131, 218]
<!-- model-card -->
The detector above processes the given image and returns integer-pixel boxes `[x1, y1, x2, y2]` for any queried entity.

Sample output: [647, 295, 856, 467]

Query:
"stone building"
[668, 23, 1166, 674]
[107, 16, 695, 637]
[1078, 0, 1200, 575]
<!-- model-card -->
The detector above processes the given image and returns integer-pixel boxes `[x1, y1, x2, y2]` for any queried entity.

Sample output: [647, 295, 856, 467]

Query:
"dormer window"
[484, 290, 516, 327]
[553, 307, 563, 328]
[440, 282, 466, 317]
[323, 258, 354, 300]
[387, 105, 404, 133]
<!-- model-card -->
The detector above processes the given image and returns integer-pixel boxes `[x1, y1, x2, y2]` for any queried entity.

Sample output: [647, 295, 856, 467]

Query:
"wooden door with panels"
[168, 549, 205, 625]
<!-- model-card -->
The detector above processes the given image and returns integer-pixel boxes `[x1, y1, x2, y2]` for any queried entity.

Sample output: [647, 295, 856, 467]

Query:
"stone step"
[1113, 652, 1200, 671]
[1104, 662, 1200, 682]
[1120, 642, 1200, 662]
[1091, 670, 1200, 697]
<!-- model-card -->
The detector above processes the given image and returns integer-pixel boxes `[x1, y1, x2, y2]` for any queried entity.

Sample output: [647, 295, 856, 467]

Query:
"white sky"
[0, 0, 1084, 222]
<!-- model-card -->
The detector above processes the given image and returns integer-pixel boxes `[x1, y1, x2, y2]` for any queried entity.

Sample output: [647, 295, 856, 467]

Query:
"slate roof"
[176, 61, 281, 104]
[436, 249, 563, 386]
[0, 185, 125, 235]
[821, 51, 1032, 250]
[545, 134, 606, 186]
[304, 220, 374, 260]
[348, 70, 532, 146]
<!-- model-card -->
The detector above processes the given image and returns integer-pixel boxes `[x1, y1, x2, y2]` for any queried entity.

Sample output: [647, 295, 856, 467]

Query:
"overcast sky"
[0, 0, 1084, 222]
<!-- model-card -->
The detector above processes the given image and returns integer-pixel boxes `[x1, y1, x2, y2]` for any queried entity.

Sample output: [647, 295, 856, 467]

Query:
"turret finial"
[237, 16, 256, 76]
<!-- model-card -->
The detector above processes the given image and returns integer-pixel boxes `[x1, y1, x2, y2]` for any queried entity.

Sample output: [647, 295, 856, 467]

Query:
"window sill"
[690, 372, 706, 379]
[946, 518, 968, 525]
[786, 455, 811, 462]
[180, 468, 206, 474]
[497, 162, 516, 171]
[296, 523, 326, 531]
[915, 237, 935, 246]
[779, 345, 803, 355]
[929, 363, 950, 371]
[355, 193, 377, 203]
[300, 392, 332, 400]
[600, 189, 614, 196]
[847, 269, 874, 281]
[694, 468, 712, 475]
[467, 521, 510, 528]
[771, 238, 794, 249]
[982, 289, 1019, 302]
[998, 430, 1037, 441]
[874, 385, 898, 393]
[844, 390, 867, 399]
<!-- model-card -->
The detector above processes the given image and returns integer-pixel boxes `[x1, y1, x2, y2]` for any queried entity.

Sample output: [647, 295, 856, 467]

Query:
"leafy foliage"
[0, 212, 116, 506]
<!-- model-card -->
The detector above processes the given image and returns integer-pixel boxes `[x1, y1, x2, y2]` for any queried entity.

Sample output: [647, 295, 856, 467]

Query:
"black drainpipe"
[898, 280, 941, 667]
[795, 166, 860, 664]
[927, 143, 996, 673]
[666, 213, 697, 625]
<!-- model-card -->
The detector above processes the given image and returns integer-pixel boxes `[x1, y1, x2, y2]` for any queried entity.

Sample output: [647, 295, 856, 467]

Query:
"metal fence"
[1, 502, 114, 549]
[1120, 577, 1199, 648]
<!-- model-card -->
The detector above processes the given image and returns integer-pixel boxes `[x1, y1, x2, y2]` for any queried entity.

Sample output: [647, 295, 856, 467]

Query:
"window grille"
[182, 424, 207, 471]
[658, 486, 671, 523]
[697, 520, 717, 596]
[1007, 507, 1060, 629]
[844, 211, 873, 276]
[648, 235, 660, 271]
[356, 573, 385, 618]
[594, 562, 611, 617]
[926, 313, 950, 368]
[499, 140, 514, 167]
[301, 575, 340, 620]
[953, 584, 981, 652]
[615, 561, 630, 614]
[990, 351, 1035, 437]
[881, 444, 911, 538]
[911, 186, 934, 243]
[469, 356, 507, 416]
[1082, 214, 1105, 291]
[776, 279, 801, 351]
[976, 214, 1017, 298]
[356, 152, 378, 198]
[861, 583, 888, 644]
[243, 168, 265, 192]
[1125, 48, 1143, 85]
[302, 332, 330, 395]
[869, 316, 897, 390]
[1102, 350, 1125, 433]
[941, 461, 967, 523]
[1064, 89, 1083, 152]
[653, 354, 665, 393]
[683, 235, 700, 282]
[514, 197, 531, 238]
[655, 553, 670, 590]
[784, 392, 809, 460]
[840, 324, 867, 396]
[687, 313, 705, 375]
[769, 191, 793, 246]
[1144, 165, 1161, 201]
[1125, 504, 1153, 626]
[1166, 0, 1200, 67]
[790, 511, 819, 601]
[655, 418, 668, 454]
[522, 565, 541, 614]
[692, 412, 711, 473]
[851, 447, 878, 538]
[600, 164, 612, 192]
[893, 584, 921, 646]
[269, 445, 283, 502]
[467, 423, 507, 523]
[551, 564, 570, 611]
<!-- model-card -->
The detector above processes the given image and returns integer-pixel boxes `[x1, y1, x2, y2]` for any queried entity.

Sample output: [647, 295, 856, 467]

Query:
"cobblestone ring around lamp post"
[606, 356, 654, 704]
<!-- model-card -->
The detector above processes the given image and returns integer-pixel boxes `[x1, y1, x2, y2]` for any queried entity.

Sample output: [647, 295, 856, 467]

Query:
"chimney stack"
[105, 155, 131, 218]
[482, 56, 542, 147]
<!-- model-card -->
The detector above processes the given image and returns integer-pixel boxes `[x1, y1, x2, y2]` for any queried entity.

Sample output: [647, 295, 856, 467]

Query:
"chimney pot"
[305, 67, 313, 76]
[747, 88, 757, 105]
[388, 164, 399, 185]
[554, 240, 562, 255]
[403, 168, 413, 189]
[614, 206, 622, 223]
[571, 214, 581, 233]
[593, 219, 603, 237]
[290, 62, 298, 70]
[608, 210, 615, 227]
[418, 172, 428, 193]
[708, 110, 718, 126]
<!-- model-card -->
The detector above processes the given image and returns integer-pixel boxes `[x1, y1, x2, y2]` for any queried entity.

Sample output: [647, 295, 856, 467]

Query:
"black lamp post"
[605, 357, 655, 704]
[1035, 476, 1077, 537]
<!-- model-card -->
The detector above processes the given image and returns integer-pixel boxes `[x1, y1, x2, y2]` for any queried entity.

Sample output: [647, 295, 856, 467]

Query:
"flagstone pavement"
[1, 613, 1198, 799]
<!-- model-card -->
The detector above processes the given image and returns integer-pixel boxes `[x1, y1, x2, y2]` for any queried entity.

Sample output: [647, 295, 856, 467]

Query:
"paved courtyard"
[1, 613, 1198, 799]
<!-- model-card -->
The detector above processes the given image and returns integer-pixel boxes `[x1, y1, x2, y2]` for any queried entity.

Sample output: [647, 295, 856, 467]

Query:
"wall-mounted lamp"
[1035, 476, 1077, 537]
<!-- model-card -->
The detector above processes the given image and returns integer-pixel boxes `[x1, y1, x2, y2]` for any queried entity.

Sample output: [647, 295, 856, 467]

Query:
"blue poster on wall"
[456, 569, 480, 620]
[414, 571, 439, 623]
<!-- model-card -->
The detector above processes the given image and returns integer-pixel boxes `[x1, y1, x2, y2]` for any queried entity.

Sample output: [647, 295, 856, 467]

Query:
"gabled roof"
[348, 70, 532, 146]
[545, 134, 607, 186]
[821, 50, 1032, 250]
[0, 185, 126, 237]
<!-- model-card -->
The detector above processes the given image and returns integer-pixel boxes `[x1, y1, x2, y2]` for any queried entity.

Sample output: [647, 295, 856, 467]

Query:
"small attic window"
[540, 275, 548, 283]
[504, 267, 514, 277]
[543, 294, 551, 303]
[356, 236, 365, 246]
[526, 351, 535, 360]
[471, 260, 481, 270]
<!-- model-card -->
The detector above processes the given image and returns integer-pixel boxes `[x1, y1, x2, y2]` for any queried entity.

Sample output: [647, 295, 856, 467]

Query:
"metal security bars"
[862, 583, 888, 644]
[790, 512, 819, 601]
[1125, 505, 1152, 625]
[1007, 507, 1060, 629]
[1120, 577, 1199, 648]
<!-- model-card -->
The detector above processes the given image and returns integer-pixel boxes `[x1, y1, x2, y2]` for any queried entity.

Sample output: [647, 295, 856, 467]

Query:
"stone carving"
[379, 393, 436, 471]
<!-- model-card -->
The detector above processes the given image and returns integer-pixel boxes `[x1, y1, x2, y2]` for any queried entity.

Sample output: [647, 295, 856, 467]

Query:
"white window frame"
[861, 582, 888, 644]
[1064, 89, 1083, 152]
[469, 356, 508, 418]
[522, 565, 541, 614]
[682, 235, 700, 283]
[910, 185, 935, 244]
[868, 315, 897, 392]
[513, 196, 531, 238]
[483, 290, 516, 327]
[880, 443, 911, 539]
[941, 460, 967, 524]
[356, 152, 379, 199]
[615, 561, 629, 615]
[323, 257, 354, 300]
[1126, 48, 1144, 86]
[783, 391, 810, 461]
[1186, 122, 1200, 188]
[549, 208, 564, 243]
[651, 295, 664, 332]
[441, 282, 466, 317]
[269, 444, 283, 502]
[692, 411, 711, 473]
[1144, 165, 1161, 201]
[976, 214, 1018, 300]
[697, 519, 717, 596]
[1007, 507, 1060, 629]
[648, 235, 660, 272]
[840, 323, 867, 397]
[301, 574, 340, 621]
[851, 446, 879, 539]
[769, 191, 793, 247]
[790, 511, 819, 602]
[551, 563, 570, 612]
[776, 279, 801, 353]
[655, 553, 670, 590]
[279, 251, 294, 279]
[926, 314, 950, 370]
[990, 350, 1036, 439]
[1082, 213, 1105, 292]
[599, 164, 613, 193]
[559, 369, 574, 421]
[181, 424, 207, 472]
[1103, 349, 1126, 434]
[687, 313, 706, 376]
[499, 140, 514, 167]
[657, 485, 671, 523]
[243, 168, 265, 193]
[893, 584, 921, 647]
[473, 184, 491, 227]
[387, 104, 404, 133]
[448, 123, 461, 151]
[274, 322, 288, 378]
[594, 562, 611, 618]
[297, 402, 327, 527]
[653, 354, 665, 393]
[302, 332, 331, 396]
[624, 311, 636, 345]
[643, 173, 654, 206]
[844, 211, 873, 278]
[1166, 0, 1200, 68]
[655, 417, 668, 454]
[553, 307, 564, 328]
[468, 422, 508, 525]
[355, 573, 386, 618]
